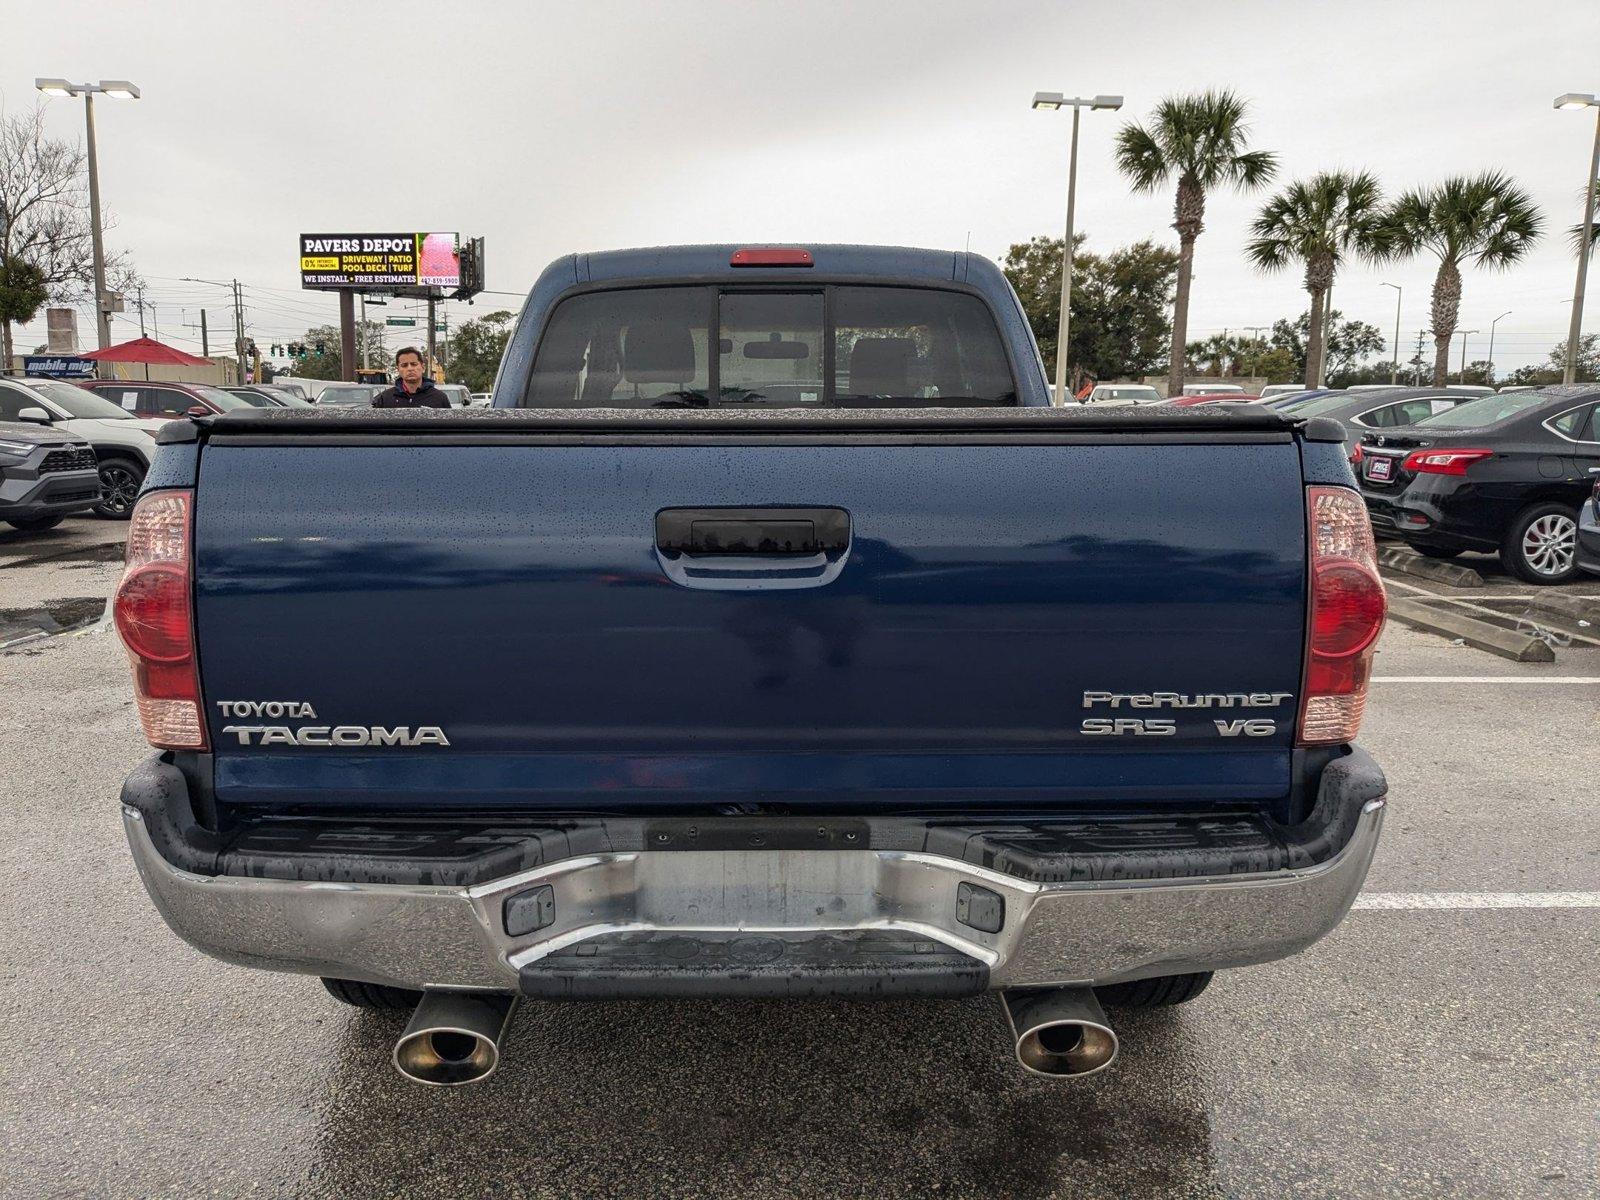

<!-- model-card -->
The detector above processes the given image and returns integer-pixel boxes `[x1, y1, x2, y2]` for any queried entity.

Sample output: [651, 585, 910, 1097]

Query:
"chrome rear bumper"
[123, 795, 1383, 993]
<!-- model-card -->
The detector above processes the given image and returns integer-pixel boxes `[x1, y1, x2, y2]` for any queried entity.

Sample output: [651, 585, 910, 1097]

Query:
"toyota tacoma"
[114, 245, 1388, 1085]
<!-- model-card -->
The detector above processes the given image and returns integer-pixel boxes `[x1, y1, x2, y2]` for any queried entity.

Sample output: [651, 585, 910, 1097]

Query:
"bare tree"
[0, 105, 133, 363]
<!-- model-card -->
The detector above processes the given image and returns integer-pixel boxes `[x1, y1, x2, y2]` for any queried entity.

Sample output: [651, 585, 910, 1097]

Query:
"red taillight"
[1349, 443, 1363, 467]
[1298, 486, 1386, 746]
[1400, 447, 1493, 475]
[114, 489, 207, 750]
[729, 247, 814, 267]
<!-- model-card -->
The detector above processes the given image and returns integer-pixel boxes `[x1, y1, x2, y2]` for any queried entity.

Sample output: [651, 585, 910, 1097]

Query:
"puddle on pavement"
[0, 539, 125, 570]
[0, 596, 108, 650]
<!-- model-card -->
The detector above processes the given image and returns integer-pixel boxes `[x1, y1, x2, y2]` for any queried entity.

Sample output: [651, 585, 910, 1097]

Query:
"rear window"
[1280, 393, 1352, 416]
[193, 386, 254, 412]
[525, 285, 1016, 408]
[1413, 392, 1548, 429]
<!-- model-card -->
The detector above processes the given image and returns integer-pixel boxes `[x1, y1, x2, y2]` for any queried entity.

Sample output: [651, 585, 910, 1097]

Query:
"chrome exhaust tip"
[393, 990, 517, 1086]
[1000, 987, 1118, 1078]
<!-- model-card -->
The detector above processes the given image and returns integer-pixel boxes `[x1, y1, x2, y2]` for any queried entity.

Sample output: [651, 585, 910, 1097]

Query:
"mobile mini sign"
[299, 233, 461, 290]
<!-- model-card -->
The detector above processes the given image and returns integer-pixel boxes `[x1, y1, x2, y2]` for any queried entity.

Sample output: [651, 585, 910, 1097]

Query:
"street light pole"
[82, 92, 110, 350]
[1032, 91, 1123, 403]
[1457, 329, 1477, 382]
[1381, 283, 1402, 384]
[1555, 94, 1600, 384]
[35, 78, 141, 350]
[1487, 310, 1512, 385]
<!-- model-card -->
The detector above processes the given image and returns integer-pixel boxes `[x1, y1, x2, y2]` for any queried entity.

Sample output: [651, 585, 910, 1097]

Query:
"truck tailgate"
[194, 416, 1306, 810]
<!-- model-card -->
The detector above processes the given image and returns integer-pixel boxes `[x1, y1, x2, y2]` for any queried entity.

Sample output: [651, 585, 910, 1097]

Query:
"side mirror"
[16, 407, 52, 425]
[186, 406, 210, 418]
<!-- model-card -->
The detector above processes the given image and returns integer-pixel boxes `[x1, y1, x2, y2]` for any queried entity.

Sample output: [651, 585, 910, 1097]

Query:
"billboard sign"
[24, 355, 95, 379]
[299, 233, 460, 290]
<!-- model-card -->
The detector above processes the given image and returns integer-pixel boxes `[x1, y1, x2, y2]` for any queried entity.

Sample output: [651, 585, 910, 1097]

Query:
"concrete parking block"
[1378, 545, 1485, 588]
[1386, 597, 1555, 662]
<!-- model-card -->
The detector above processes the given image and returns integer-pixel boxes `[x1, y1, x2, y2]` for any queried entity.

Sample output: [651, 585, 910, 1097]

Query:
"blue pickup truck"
[115, 245, 1388, 1085]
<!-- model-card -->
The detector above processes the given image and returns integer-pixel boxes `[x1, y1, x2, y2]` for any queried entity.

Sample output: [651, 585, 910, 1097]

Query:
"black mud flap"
[518, 930, 989, 999]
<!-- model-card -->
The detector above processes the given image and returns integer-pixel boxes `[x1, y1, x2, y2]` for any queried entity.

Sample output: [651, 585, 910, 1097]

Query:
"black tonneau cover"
[168, 404, 1339, 444]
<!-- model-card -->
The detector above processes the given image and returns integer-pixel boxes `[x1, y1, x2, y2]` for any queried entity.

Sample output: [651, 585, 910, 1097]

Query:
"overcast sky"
[6, 0, 1599, 372]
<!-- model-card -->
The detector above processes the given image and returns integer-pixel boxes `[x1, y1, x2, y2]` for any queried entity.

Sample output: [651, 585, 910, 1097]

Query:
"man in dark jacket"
[372, 347, 450, 408]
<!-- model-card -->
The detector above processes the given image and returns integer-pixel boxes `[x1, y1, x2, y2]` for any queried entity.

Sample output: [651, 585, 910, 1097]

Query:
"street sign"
[386, 317, 417, 327]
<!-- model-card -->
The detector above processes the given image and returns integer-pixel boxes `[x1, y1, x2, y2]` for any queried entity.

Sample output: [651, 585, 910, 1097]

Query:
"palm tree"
[1246, 171, 1388, 388]
[1382, 172, 1544, 385]
[1185, 331, 1248, 377]
[1114, 90, 1278, 396]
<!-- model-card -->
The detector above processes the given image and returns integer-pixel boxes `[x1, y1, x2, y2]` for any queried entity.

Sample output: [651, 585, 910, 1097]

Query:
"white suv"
[0, 377, 166, 519]
[1082, 384, 1164, 406]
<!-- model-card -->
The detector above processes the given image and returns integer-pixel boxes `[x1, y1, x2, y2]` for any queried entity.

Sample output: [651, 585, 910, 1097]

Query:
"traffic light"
[315, 341, 327, 355]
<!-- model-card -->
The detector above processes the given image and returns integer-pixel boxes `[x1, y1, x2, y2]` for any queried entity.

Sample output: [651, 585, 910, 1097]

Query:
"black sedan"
[1357, 385, 1600, 584]
[1281, 387, 1483, 459]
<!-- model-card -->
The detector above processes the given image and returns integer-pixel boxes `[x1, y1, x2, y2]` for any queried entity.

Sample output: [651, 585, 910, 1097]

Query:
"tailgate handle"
[654, 507, 852, 591]
[656, 508, 850, 557]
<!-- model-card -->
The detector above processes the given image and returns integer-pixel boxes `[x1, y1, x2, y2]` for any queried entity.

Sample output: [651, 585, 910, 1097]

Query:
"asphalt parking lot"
[2, 521, 1597, 1199]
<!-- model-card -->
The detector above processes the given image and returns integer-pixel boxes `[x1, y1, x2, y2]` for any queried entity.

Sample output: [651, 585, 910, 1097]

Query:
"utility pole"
[200, 310, 208, 357]
[1413, 330, 1427, 386]
[359, 295, 369, 370]
[134, 284, 147, 337]
[427, 296, 438, 378]
[231, 279, 246, 383]
[1244, 326, 1268, 381]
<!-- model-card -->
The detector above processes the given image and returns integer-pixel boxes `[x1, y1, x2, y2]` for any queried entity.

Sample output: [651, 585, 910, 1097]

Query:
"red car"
[81, 379, 261, 421]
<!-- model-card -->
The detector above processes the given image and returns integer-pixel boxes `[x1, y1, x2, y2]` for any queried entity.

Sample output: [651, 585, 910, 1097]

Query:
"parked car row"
[0, 376, 167, 518]
[0, 373, 480, 533]
[1057, 378, 1600, 584]
[1349, 386, 1600, 584]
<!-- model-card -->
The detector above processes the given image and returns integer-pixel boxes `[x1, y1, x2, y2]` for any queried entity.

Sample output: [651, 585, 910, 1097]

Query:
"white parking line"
[1354, 892, 1600, 909]
[1371, 676, 1600, 683]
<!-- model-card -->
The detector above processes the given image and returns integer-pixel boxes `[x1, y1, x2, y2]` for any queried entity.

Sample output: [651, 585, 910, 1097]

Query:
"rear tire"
[1411, 545, 1462, 560]
[1095, 971, 1213, 1008]
[4, 515, 65, 532]
[1500, 503, 1580, 585]
[321, 977, 423, 1010]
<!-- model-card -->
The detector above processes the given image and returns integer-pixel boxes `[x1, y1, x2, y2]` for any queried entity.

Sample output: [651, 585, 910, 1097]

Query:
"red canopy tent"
[81, 336, 216, 382]
[81, 337, 213, 365]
